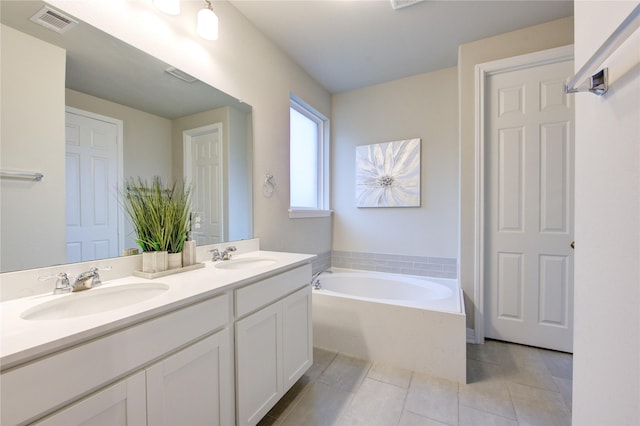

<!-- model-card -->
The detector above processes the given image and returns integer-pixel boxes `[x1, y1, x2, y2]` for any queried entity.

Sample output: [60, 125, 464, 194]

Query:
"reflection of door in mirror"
[184, 124, 223, 245]
[65, 108, 123, 263]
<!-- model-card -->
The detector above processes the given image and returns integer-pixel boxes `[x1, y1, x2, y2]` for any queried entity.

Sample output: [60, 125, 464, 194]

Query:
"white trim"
[289, 94, 330, 212]
[65, 106, 125, 256]
[288, 209, 333, 219]
[466, 328, 477, 344]
[473, 45, 574, 344]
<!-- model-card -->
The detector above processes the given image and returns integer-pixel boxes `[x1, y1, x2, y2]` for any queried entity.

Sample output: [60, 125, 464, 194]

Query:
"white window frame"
[289, 94, 332, 219]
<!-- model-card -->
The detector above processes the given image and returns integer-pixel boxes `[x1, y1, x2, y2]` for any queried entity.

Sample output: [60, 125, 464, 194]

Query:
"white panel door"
[33, 371, 146, 426]
[65, 110, 119, 263]
[485, 59, 574, 352]
[184, 124, 224, 245]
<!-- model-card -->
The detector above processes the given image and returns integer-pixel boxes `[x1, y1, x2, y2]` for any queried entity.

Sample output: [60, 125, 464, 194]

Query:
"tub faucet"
[311, 269, 332, 290]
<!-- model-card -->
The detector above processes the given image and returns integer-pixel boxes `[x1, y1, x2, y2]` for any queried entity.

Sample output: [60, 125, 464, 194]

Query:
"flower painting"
[355, 138, 421, 207]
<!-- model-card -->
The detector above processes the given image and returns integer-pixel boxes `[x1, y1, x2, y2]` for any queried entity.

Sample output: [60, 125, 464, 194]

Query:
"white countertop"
[0, 250, 315, 370]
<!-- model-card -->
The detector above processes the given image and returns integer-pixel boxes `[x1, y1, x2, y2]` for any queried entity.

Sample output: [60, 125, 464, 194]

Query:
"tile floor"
[258, 339, 572, 426]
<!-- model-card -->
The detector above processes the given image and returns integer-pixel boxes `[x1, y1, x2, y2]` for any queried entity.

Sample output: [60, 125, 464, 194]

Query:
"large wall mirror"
[0, 1, 253, 273]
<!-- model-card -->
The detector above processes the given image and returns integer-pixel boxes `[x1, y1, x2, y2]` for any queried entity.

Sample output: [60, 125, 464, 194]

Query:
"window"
[289, 95, 331, 218]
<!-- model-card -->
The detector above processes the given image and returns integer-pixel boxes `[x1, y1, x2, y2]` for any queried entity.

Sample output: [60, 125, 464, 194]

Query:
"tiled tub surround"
[310, 251, 332, 274]
[332, 250, 457, 279]
[313, 268, 466, 383]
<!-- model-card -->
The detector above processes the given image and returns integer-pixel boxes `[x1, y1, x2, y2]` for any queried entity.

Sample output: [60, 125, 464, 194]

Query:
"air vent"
[390, 0, 426, 10]
[165, 67, 198, 83]
[30, 6, 78, 33]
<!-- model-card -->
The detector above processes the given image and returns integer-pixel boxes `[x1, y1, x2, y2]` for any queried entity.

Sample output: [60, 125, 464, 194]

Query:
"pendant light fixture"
[197, 0, 219, 41]
[153, 0, 180, 15]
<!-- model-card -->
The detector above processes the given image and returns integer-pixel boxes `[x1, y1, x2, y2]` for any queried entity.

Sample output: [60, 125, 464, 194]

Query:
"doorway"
[65, 107, 123, 263]
[474, 46, 575, 352]
[183, 123, 224, 245]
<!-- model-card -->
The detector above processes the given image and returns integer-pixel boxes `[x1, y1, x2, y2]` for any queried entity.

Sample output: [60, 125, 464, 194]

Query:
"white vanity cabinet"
[146, 328, 234, 426]
[33, 330, 234, 426]
[33, 371, 148, 426]
[2, 294, 233, 425]
[235, 264, 313, 426]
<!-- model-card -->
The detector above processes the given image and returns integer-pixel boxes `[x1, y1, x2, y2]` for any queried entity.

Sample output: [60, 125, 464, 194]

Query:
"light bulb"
[197, 7, 219, 40]
[153, 0, 180, 15]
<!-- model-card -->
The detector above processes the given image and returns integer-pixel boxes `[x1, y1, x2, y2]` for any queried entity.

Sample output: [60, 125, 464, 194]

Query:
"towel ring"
[263, 173, 275, 197]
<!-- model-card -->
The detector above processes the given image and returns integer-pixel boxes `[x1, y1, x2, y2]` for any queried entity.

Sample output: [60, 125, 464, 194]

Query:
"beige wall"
[332, 68, 459, 258]
[50, 0, 333, 256]
[572, 1, 640, 422]
[457, 17, 574, 329]
[66, 89, 173, 182]
[172, 106, 253, 242]
[0, 25, 67, 272]
[65, 88, 174, 250]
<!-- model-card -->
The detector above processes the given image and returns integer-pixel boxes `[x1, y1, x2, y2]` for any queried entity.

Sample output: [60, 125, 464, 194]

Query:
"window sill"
[288, 209, 333, 219]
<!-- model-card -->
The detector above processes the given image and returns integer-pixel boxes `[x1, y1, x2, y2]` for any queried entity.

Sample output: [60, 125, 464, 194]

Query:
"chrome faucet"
[209, 246, 237, 261]
[39, 266, 111, 294]
[311, 269, 332, 290]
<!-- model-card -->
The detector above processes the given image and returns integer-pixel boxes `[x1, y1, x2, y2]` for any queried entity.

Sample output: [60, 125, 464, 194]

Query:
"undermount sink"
[214, 257, 277, 270]
[20, 283, 170, 321]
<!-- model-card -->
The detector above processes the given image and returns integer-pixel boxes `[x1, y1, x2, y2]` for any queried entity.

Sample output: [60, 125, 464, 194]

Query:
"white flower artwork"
[355, 138, 421, 207]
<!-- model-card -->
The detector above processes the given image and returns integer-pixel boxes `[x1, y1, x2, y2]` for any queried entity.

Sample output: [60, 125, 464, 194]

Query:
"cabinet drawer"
[235, 264, 311, 318]
[1, 293, 230, 425]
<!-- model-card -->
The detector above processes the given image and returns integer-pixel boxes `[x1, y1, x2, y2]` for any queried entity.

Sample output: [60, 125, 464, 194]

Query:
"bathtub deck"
[312, 289, 467, 383]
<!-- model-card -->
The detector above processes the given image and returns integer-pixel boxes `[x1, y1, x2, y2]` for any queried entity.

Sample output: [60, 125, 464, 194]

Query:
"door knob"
[570, 241, 575, 249]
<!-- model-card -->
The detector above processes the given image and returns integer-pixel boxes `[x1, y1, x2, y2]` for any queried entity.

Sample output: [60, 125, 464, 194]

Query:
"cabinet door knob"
[571, 241, 575, 249]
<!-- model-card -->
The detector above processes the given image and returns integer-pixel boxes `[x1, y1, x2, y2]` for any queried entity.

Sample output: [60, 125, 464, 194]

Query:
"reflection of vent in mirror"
[30, 6, 78, 33]
[165, 67, 199, 83]
[390, 0, 426, 10]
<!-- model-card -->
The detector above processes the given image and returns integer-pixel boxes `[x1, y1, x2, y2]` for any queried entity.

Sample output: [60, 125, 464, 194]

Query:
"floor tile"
[499, 344, 559, 391]
[460, 360, 516, 420]
[306, 347, 338, 381]
[404, 372, 458, 425]
[279, 381, 354, 426]
[368, 361, 412, 389]
[508, 382, 571, 426]
[337, 378, 407, 426]
[265, 374, 312, 420]
[399, 410, 450, 426]
[467, 339, 505, 364]
[459, 405, 518, 426]
[318, 353, 371, 392]
[552, 376, 573, 412]
[539, 349, 573, 380]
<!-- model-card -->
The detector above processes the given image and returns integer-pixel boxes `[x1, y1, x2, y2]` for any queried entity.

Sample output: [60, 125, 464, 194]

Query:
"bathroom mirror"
[0, 1, 253, 273]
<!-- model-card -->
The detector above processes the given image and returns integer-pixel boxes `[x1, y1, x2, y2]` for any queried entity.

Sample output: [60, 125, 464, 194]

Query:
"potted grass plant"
[165, 180, 192, 269]
[122, 176, 193, 272]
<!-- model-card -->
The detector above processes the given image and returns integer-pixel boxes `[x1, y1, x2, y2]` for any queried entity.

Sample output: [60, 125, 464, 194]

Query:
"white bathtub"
[312, 268, 466, 383]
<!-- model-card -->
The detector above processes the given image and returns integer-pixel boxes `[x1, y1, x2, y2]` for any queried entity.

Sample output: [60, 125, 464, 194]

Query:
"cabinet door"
[282, 286, 313, 390]
[33, 371, 146, 426]
[147, 329, 234, 426]
[236, 302, 282, 426]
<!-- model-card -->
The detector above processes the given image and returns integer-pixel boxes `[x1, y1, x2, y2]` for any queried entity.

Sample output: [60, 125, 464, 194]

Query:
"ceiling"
[230, 0, 574, 93]
[1, 1, 249, 119]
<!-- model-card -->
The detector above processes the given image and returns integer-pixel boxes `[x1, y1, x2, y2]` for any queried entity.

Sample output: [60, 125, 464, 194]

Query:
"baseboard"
[466, 328, 476, 343]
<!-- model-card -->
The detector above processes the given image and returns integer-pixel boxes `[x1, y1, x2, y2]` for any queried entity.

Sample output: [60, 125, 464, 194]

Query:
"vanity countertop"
[0, 250, 315, 371]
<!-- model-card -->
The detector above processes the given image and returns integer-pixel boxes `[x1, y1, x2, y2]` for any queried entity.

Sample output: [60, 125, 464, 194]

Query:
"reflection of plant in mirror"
[166, 181, 192, 254]
[121, 177, 191, 254]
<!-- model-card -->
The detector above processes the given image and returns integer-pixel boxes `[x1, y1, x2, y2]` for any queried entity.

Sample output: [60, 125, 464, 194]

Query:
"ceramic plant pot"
[142, 251, 168, 273]
[182, 240, 197, 266]
[168, 252, 183, 270]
